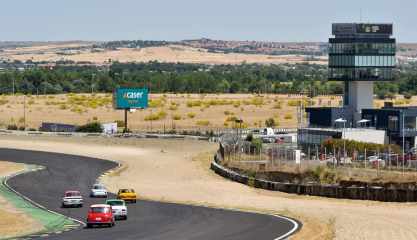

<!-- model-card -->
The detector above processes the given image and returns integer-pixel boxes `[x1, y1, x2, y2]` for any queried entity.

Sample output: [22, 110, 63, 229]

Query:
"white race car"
[62, 190, 83, 208]
[106, 199, 128, 220]
[90, 184, 108, 198]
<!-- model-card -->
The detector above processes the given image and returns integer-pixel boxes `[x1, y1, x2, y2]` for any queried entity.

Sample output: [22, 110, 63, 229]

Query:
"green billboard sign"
[113, 88, 148, 109]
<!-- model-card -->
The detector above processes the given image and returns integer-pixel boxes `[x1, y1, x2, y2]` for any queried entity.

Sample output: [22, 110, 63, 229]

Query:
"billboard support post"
[124, 109, 128, 133]
[113, 88, 149, 133]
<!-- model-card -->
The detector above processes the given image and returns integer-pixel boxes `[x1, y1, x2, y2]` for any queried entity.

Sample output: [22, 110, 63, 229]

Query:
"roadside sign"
[113, 88, 148, 109]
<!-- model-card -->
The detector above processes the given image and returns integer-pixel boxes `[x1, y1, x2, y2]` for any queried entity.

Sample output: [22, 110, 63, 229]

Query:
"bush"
[7, 124, 18, 130]
[76, 122, 103, 133]
[196, 120, 210, 126]
[144, 111, 167, 121]
[115, 120, 125, 127]
[187, 112, 196, 119]
[265, 118, 276, 128]
[273, 102, 282, 109]
[172, 114, 182, 120]
[404, 92, 413, 100]
[284, 114, 293, 120]
[18, 126, 25, 131]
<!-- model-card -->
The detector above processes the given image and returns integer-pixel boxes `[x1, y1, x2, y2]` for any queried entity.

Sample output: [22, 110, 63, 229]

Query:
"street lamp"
[335, 118, 347, 162]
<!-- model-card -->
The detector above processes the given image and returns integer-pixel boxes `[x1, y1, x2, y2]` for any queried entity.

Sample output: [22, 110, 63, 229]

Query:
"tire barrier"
[211, 159, 417, 202]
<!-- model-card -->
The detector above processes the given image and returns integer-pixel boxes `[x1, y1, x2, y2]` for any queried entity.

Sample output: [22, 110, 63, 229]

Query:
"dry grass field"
[0, 93, 416, 131]
[0, 44, 327, 65]
[0, 93, 343, 131]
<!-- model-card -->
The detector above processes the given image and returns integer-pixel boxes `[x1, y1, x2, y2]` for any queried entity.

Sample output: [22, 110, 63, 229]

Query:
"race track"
[0, 148, 299, 240]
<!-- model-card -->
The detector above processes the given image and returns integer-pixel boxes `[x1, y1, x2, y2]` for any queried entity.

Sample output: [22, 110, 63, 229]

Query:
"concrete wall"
[347, 81, 374, 122]
[343, 129, 387, 144]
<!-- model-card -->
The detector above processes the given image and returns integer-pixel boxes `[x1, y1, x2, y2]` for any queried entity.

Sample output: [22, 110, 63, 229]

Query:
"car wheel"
[124, 216, 128, 220]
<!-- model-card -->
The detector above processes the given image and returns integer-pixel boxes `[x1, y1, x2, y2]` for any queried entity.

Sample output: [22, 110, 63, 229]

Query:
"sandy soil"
[1, 135, 417, 239]
[0, 44, 327, 65]
[0, 161, 43, 238]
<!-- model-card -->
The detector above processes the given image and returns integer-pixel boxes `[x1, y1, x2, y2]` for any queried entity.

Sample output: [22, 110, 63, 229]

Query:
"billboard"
[113, 88, 148, 109]
[332, 23, 393, 36]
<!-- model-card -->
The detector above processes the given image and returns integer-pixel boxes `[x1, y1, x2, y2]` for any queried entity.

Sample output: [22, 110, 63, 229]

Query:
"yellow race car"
[117, 189, 137, 203]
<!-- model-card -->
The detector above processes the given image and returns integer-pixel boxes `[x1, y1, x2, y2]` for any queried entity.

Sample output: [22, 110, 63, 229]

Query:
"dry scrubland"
[0, 161, 43, 238]
[0, 93, 344, 131]
[4, 135, 417, 239]
[0, 44, 327, 65]
[1, 93, 417, 131]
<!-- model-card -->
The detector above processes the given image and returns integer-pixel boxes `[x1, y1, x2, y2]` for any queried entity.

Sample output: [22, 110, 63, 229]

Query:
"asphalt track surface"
[0, 148, 299, 240]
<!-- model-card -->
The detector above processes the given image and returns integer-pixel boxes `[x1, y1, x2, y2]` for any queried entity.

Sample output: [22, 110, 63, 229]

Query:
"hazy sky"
[2, 0, 416, 42]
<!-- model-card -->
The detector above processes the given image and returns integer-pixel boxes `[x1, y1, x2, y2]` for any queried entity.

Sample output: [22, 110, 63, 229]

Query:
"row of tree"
[0, 61, 416, 96]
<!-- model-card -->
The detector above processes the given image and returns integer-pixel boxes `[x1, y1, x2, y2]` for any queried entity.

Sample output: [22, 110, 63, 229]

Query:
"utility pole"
[91, 73, 96, 94]
[402, 111, 405, 174]
[12, 78, 15, 95]
[23, 95, 26, 130]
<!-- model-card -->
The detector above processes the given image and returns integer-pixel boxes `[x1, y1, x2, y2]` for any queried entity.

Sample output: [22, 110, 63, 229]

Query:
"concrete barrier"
[211, 159, 417, 202]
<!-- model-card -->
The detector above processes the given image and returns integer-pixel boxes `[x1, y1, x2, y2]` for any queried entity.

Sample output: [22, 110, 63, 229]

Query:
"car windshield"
[107, 200, 124, 206]
[93, 185, 104, 190]
[65, 192, 80, 197]
[120, 189, 134, 193]
[91, 207, 110, 213]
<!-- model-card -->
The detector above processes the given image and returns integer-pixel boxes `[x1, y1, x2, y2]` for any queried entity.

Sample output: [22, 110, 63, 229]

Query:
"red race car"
[86, 204, 115, 228]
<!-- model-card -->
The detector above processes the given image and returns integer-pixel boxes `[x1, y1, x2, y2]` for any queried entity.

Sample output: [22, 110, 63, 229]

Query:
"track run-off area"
[0, 148, 299, 240]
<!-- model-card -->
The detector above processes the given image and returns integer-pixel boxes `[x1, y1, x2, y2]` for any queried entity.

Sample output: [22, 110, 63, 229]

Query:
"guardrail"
[0, 129, 214, 141]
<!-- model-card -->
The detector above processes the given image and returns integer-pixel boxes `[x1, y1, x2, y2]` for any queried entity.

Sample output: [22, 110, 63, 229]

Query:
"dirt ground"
[0, 44, 326, 65]
[2, 135, 417, 239]
[0, 161, 43, 238]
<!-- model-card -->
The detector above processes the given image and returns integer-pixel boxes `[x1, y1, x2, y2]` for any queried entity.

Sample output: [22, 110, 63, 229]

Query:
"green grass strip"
[0, 165, 79, 240]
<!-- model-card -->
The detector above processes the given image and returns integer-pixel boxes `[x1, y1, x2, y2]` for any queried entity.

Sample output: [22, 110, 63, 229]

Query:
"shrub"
[148, 98, 165, 108]
[287, 100, 303, 107]
[404, 92, 413, 100]
[168, 105, 178, 111]
[273, 102, 282, 109]
[187, 112, 196, 119]
[144, 111, 167, 121]
[196, 120, 210, 126]
[59, 104, 67, 110]
[186, 100, 202, 107]
[7, 124, 18, 130]
[284, 114, 293, 120]
[225, 116, 238, 122]
[172, 114, 182, 120]
[265, 118, 276, 127]
[92, 116, 98, 121]
[76, 122, 103, 133]
[18, 126, 25, 131]
[224, 110, 234, 115]
[0, 99, 8, 105]
[115, 120, 125, 127]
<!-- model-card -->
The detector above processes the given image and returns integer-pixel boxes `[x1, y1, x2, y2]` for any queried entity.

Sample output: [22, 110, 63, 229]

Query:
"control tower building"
[329, 23, 396, 122]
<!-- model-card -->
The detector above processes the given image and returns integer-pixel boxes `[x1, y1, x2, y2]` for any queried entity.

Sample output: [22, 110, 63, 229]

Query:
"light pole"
[335, 118, 347, 163]
[402, 111, 405, 173]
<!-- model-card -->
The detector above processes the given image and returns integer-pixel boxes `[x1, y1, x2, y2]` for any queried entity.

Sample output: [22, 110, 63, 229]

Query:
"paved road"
[0, 148, 299, 240]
